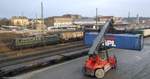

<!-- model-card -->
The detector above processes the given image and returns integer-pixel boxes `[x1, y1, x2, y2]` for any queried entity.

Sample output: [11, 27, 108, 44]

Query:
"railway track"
[0, 41, 84, 66]
[0, 41, 88, 77]
[0, 45, 86, 67]
[0, 41, 83, 58]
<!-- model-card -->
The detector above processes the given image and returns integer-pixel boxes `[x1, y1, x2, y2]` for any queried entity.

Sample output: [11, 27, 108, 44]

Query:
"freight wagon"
[142, 29, 150, 37]
[126, 29, 150, 37]
[10, 34, 60, 49]
[44, 34, 60, 45]
[59, 31, 83, 42]
[84, 32, 143, 50]
[9, 31, 84, 49]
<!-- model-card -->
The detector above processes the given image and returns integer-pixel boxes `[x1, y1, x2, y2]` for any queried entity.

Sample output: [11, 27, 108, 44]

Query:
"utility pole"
[41, 2, 44, 32]
[126, 11, 130, 31]
[41, 2, 44, 21]
[41, 2, 46, 47]
[96, 8, 98, 30]
[136, 13, 140, 24]
[128, 11, 130, 19]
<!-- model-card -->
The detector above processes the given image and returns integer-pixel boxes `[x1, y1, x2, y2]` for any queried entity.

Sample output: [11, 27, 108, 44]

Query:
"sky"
[0, 0, 149, 18]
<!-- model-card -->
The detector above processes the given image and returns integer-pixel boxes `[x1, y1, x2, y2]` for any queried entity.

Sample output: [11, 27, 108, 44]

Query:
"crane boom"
[88, 19, 113, 55]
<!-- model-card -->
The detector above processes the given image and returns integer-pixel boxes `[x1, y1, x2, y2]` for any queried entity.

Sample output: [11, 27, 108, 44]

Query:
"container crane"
[83, 19, 117, 78]
[83, 17, 144, 78]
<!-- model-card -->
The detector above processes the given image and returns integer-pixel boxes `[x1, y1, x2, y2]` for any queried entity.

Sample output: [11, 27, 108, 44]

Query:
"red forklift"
[83, 19, 117, 78]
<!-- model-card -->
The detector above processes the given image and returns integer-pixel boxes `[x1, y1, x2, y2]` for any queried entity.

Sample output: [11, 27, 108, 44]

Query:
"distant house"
[11, 16, 29, 26]
[97, 16, 114, 24]
[73, 18, 97, 25]
[45, 16, 73, 27]
[62, 14, 82, 20]
[73, 18, 104, 29]
[73, 16, 128, 30]
[34, 19, 44, 24]
[30, 19, 46, 31]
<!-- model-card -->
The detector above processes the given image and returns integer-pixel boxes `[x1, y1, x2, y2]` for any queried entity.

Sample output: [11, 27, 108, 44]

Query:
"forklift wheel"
[94, 69, 105, 78]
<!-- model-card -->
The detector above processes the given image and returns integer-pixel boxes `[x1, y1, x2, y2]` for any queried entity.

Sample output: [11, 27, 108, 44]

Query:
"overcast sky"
[0, 0, 149, 18]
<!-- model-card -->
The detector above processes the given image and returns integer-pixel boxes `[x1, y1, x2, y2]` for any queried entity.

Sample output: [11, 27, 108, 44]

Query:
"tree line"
[0, 18, 10, 26]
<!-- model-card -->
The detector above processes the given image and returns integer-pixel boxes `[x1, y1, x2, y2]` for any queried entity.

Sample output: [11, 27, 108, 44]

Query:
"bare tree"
[0, 18, 10, 26]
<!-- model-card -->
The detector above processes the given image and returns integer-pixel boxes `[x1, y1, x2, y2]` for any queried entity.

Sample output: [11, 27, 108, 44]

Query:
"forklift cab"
[88, 50, 108, 62]
[84, 42, 117, 78]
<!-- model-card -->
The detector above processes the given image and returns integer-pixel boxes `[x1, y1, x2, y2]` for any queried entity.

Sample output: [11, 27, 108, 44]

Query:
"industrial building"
[11, 16, 29, 26]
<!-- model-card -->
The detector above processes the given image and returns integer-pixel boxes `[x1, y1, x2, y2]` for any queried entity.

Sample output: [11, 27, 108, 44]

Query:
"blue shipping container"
[84, 32, 143, 51]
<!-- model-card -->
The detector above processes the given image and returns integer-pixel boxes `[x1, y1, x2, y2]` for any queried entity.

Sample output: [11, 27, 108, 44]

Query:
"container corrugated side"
[84, 32, 143, 51]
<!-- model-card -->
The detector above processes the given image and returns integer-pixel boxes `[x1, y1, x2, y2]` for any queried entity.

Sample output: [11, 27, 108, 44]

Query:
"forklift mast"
[88, 19, 113, 55]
